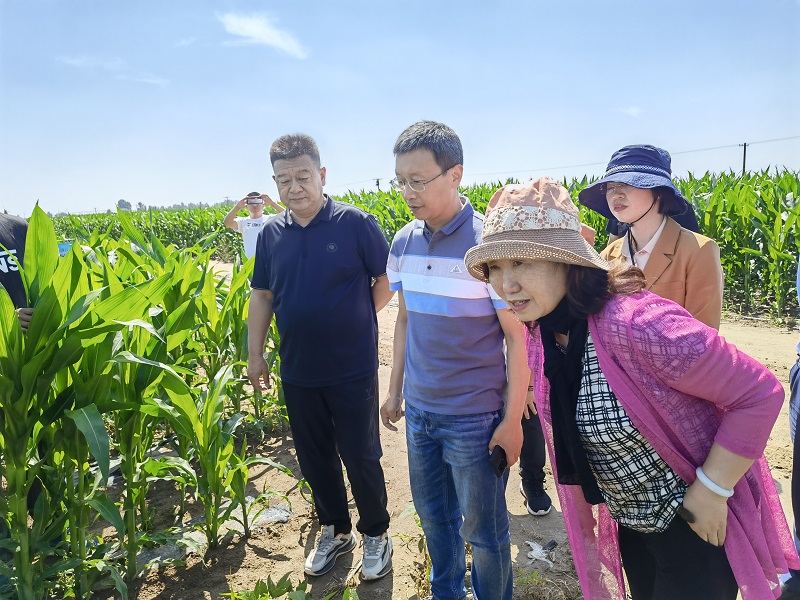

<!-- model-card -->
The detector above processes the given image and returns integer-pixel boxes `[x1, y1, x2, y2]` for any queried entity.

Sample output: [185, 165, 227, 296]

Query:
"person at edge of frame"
[781, 258, 800, 600]
[0, 213, 37, 590]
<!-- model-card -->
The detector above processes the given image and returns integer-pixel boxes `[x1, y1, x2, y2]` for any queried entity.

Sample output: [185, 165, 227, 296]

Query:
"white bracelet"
[695, 466, 734, 498]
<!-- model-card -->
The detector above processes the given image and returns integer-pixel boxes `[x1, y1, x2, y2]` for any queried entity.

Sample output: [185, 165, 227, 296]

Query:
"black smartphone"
[489, 445, 508, 478]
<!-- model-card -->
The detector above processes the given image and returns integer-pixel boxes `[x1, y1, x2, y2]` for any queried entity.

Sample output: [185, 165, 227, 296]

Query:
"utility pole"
[739, 142, 748, 175]
[375, 178, 381, 191]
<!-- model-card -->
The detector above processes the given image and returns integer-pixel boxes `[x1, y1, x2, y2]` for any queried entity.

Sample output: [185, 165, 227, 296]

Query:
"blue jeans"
[405, 403, 512, 600]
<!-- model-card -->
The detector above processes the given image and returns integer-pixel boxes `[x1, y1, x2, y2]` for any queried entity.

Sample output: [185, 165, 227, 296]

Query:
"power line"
[671, 136, 800, 156]
[470, 160, 607, 178]
[749, 135, 800, 146]
[471, 135, 800, 179]
[330, 135, 800, 190]
[335, 178, 375, 189]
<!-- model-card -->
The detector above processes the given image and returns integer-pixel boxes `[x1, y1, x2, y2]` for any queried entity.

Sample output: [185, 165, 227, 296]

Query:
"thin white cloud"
[57, 54, 169, 86]
[218, 13, 308, 59]
[175, 37, 196, 48]
[117, 74, 169, 87]
[56, 55, 126, 71]
[618, 106, 643, 118]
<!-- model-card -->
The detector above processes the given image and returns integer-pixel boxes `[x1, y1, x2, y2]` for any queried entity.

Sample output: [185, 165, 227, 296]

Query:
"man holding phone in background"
[223, 192, 283, 260]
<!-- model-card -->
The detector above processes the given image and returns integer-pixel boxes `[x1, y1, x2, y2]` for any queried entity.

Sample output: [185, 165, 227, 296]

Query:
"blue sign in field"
[58, 242, 72, 257]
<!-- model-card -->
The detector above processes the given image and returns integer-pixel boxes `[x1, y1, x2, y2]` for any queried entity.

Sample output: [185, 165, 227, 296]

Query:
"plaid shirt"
[575, 333, 687, 532]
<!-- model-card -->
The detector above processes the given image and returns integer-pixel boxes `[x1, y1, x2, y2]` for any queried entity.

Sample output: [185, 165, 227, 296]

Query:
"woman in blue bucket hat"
[579, 145, 724, 329]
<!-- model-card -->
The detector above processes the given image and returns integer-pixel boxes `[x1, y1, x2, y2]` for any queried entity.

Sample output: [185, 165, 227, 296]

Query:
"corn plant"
[222, 574, 313, 600]
[146, 365, 277, 548]
[0, 207, 172, 599]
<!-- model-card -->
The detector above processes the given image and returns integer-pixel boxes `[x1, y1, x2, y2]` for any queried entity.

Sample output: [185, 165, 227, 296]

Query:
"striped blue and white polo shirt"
[387, 198, 509, 415]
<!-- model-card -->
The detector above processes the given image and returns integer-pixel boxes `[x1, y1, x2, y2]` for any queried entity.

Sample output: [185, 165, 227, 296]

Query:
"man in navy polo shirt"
[380, 121, 529, 600]
[0, 213, 32, 330]
[247, 134, 394, 581]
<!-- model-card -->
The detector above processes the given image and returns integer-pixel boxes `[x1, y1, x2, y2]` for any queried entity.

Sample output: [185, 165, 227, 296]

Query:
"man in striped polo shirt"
[380, 121, 529, 600]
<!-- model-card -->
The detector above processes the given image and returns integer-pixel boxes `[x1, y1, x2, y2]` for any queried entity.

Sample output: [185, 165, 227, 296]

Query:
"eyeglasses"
[604, 183, 633, 199]
[389, 166, 454, 193]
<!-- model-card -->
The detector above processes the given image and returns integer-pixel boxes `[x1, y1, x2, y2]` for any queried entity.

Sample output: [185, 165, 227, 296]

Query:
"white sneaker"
[361, 532, 393, 580]
[304, 525, 355, 576]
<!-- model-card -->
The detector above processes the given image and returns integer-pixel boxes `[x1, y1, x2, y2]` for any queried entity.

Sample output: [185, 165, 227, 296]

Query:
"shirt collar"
[419, 196, 473, 237]
[620, 215, 667, 260]
[285, 194, 331, 227]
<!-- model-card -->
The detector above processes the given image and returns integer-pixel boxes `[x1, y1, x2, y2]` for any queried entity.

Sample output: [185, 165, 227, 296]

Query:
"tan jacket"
[602, 217, 724, 329]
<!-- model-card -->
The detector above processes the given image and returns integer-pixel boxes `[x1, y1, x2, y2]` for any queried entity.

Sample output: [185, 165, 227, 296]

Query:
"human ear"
[450, 164, 463, 188]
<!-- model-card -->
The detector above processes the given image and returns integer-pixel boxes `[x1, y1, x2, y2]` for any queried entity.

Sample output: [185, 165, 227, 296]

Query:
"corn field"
[342, 169, 799, 318]
[0, 208, 286, 599]
[54, 169, 798, 317]
[1, 167, 797, 598]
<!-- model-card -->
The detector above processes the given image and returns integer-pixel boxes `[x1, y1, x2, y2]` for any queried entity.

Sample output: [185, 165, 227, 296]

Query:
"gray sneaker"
[304, 525, 355, 576]
[361, 532, 393, 580]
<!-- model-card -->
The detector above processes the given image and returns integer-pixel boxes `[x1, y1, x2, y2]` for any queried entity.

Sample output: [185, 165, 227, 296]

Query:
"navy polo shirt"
[0, 214, 28, 309]
[251, 196, 390, 387]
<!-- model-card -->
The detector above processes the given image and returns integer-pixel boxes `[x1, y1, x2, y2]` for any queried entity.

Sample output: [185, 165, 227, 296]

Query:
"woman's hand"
[681, 479, 729, 546]
[523, 388, 537, 419]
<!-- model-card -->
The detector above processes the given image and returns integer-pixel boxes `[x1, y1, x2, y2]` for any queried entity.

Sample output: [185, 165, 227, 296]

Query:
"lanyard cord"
[622, 199, 657, 267]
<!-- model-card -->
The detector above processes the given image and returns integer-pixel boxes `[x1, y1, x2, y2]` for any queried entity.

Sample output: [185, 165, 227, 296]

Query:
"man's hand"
[488, 417, 523, 466]
[259, 193, 283, 212]
[681, 479, 729, 547]
[247, 355, 271, 392]
[380, 393, 405, 431]
[16, 307, 33, 333]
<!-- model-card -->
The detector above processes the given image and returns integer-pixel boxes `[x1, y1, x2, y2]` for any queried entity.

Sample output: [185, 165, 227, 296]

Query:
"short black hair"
[393, 121, 463, 171]
[654, 186, 680, 215]
[269, 134, 321, 168]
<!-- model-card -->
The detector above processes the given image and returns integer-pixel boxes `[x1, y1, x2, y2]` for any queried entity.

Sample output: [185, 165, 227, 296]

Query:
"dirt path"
[130, 265, 799, 599]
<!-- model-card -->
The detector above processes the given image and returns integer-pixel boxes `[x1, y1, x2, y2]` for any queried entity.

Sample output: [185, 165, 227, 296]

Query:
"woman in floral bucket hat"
[579, 144, 724, 329]
[464, 178, 797, 600]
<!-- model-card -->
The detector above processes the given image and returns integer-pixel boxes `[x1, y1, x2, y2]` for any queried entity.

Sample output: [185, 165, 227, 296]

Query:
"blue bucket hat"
[578, 145, 691, 220]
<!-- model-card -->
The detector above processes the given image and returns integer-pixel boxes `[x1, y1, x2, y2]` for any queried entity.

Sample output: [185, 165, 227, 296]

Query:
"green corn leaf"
[41, 558, 83, 580]
[88, 492, 126, 537]
[0, 286, 21, 360]
[91, 272, 172, 323]
[23, 205, 60, 304]
[66, 403, 110, 482]
[116, 209, 153, 262]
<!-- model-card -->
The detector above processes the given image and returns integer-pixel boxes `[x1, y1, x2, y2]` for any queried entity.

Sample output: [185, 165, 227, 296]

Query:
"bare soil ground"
[118, 264, 799, 600]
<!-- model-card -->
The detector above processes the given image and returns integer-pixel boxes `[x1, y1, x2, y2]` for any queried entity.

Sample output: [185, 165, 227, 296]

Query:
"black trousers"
[618, 514, 738, 600]
[282, 372, 390, 537]
[519, 412, 546, 485]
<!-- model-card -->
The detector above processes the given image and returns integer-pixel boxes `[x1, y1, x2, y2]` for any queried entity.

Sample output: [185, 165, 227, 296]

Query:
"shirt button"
[430, 246, 435, 251]
[427, 265, 432, 270]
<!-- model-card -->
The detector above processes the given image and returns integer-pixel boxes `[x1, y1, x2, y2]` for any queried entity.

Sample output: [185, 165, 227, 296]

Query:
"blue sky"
[1, 0, 798, 217]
